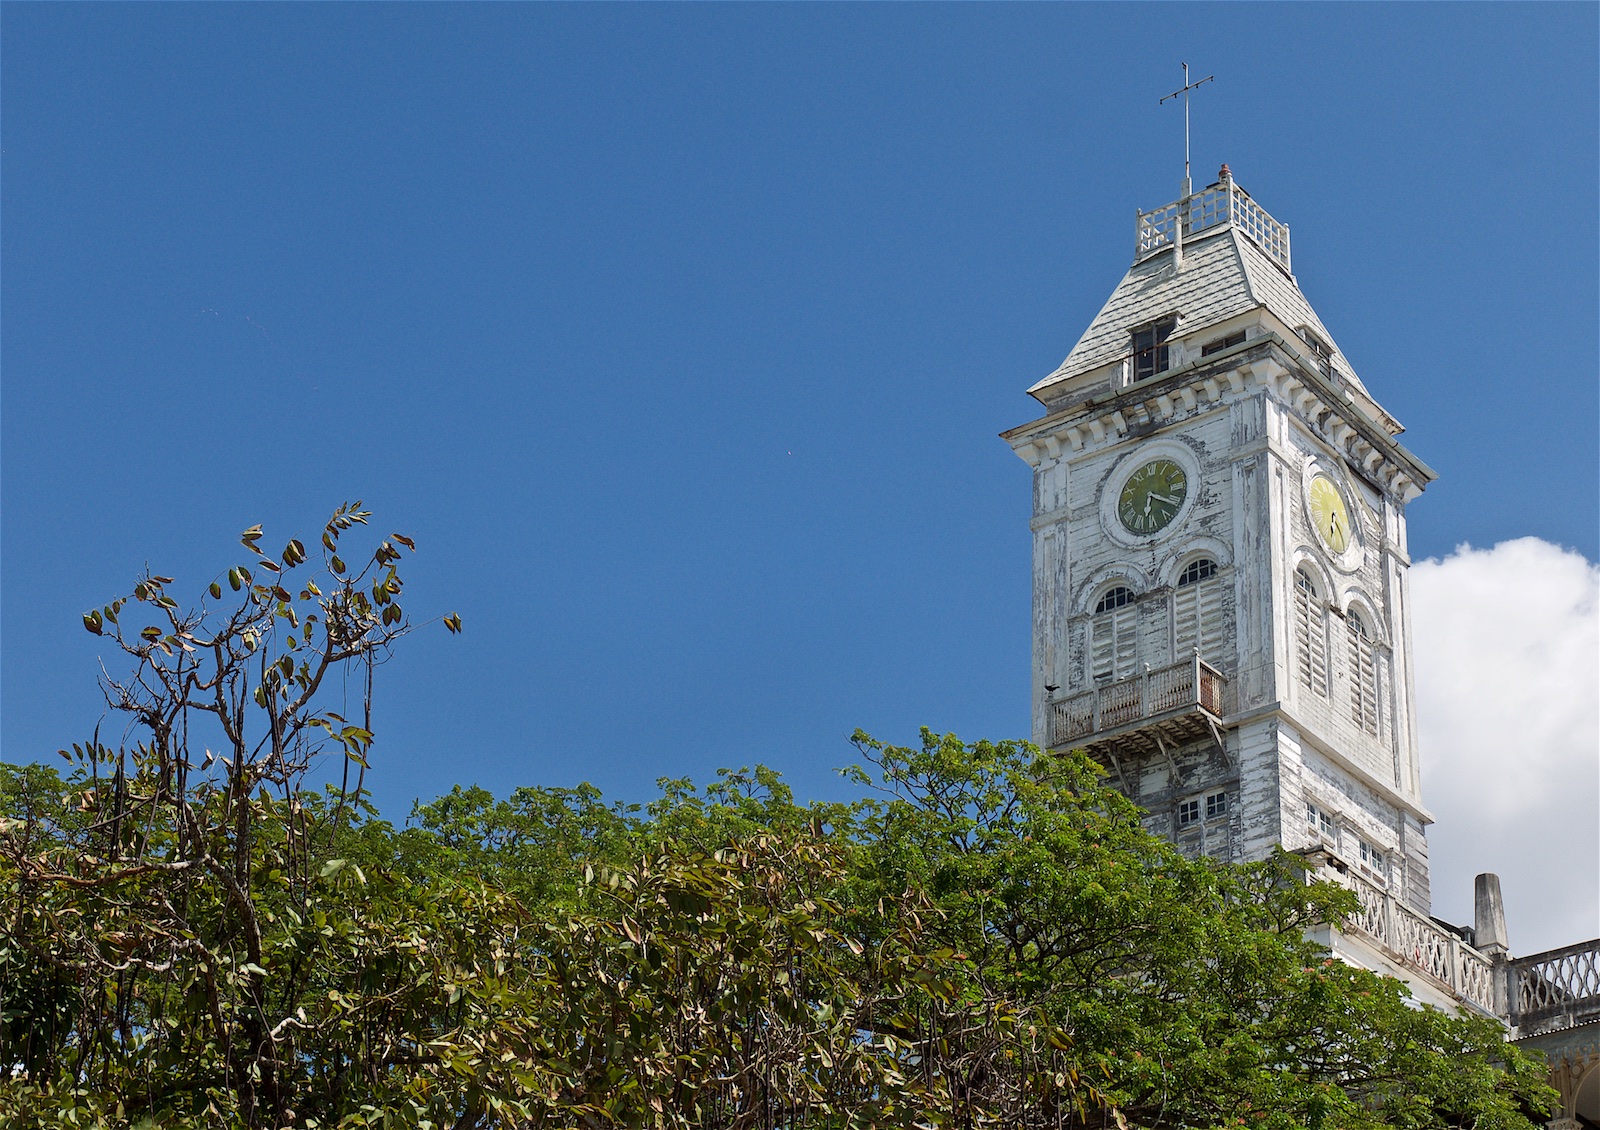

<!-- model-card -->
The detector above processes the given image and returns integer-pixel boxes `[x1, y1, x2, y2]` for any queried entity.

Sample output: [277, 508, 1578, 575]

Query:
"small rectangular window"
[1297, 327, 1334, 380]
[1306, 802, 1337, 843]
[1201, 330, 1246, 357]
[1132, 316, 1177, 381]
[1177, 799, 1200, 828]
[1359, 839, 1386, 873]
[1205, 791, 1228, 820]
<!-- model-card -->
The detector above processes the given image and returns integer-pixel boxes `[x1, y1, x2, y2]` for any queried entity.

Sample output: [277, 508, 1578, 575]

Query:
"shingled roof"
[1027, 177, 1374, 406]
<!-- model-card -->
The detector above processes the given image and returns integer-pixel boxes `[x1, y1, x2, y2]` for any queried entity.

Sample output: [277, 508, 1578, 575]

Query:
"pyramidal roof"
[1029, 169, 1387, 424]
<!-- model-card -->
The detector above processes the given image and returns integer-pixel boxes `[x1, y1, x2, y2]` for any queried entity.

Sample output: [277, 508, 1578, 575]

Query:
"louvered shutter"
[1111, 605, 1138, 679]
[1348, 616, 1379, 734]
[1091, 604, 1138, 682]
[1175, 576, 1224, 661]
[1295, 571, 1328, 696]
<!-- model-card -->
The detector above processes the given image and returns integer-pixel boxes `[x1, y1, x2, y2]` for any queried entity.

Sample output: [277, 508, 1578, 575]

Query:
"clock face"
[1117, 459, 1188, 535]
[1308, 474, 1353, 553]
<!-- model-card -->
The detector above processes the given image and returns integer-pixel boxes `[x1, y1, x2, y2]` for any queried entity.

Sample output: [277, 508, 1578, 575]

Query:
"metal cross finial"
[1160, 63, 1214, 198]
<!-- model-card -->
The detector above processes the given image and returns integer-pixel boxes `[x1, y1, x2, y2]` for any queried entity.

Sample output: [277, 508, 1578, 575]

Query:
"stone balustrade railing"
[1510, 938, 1600, 1036]
[1342, 869, 1499, 1015]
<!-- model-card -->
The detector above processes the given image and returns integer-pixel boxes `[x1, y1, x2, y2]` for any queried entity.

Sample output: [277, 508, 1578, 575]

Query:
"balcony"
[1136, 177, 1292, 274]
[1340, 867, 1499, 1015]
[1510, 938, 1600, 1036]
[1050, 655, 1229, 758]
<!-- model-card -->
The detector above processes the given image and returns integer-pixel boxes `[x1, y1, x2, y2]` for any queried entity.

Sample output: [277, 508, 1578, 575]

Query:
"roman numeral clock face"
[1117, 459, 1187, 535]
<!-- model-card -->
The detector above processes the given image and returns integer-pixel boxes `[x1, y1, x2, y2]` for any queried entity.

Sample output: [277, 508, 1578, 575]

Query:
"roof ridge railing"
[1136, 176, 1292, 275]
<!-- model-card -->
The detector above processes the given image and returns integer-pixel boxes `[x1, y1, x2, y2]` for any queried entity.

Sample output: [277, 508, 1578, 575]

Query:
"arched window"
[1095, 586, 1135, 613]
[1347, 611, 1379, 735]
[1294, 568, 1328, 696]
[1173, 558, 1222, 661]
[1091, 585, 1138, 682]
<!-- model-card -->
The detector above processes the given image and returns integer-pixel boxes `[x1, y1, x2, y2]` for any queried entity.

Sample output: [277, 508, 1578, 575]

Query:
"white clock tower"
[1001, 169, 1504, 1012]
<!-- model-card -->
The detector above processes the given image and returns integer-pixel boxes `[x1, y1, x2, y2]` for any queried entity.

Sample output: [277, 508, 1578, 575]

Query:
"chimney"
[1474, 873, 1510, 956]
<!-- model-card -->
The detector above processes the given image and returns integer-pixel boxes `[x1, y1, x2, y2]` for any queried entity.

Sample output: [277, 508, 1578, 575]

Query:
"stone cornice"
[1001, 338, 1435, 504]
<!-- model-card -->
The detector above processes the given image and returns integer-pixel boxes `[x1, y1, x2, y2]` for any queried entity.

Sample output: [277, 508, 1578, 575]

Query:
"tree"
[0, 512, 1556, 1127]
[0, 505, 462, 1126]
[841, 729, 1556, 1129]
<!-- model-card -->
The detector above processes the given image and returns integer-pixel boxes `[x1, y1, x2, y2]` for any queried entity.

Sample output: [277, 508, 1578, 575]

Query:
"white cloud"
[1412, 537, 1599, 956]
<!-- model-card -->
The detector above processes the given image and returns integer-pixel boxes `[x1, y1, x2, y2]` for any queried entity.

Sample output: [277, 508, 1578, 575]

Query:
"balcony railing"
[1510, 938, 1600, 1035]
[1136, 179, 1291, 274]
[1341, 868, 1499, 1015]
[1051, 655, 1227, 750]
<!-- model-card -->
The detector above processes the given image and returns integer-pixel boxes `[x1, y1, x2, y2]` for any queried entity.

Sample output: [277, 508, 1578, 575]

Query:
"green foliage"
[0, 513, 1557, 1128]
[842, 730, 1554, 1129]
[0, 508, 464, 1128]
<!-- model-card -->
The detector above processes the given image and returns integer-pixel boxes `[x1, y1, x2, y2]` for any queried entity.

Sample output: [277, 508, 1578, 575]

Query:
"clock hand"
[1148, 492, 1179, 506]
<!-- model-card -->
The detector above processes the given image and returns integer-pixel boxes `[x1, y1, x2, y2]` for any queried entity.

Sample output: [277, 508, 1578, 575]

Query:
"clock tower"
[1000, 169, 1503, 1010]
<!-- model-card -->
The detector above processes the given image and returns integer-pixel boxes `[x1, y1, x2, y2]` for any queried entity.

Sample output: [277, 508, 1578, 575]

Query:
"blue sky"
[4, 3, 1596, 828]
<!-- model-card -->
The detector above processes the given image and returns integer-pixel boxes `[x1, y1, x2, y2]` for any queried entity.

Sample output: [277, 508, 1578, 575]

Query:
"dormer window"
[1132, 316, 1177, 381]
[1201, 330, 1246, 357]
[1297, 327, 1334, 380]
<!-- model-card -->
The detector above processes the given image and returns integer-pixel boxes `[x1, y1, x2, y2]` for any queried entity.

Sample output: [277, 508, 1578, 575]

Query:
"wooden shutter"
[1295, 571, 1327, 696]
[1092, 604, 1139, 682]
[1348, 615, 1379, 734]
[1174, 573, 1223, 661]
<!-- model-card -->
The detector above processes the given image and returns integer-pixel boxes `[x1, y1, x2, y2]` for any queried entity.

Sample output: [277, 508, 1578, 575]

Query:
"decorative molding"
[1073, 561, 1151, 615]
[1339, 589, 1391, 647]
[1156, 535, 1234, 587]
[1006, 337, 1433, 517]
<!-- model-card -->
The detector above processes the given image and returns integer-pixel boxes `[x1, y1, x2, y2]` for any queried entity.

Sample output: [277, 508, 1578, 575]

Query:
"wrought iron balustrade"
[1051, 655, 1228, 750]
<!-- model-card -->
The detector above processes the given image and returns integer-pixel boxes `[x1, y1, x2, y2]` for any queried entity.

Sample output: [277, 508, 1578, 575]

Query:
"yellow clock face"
[1118, 459, 1187, 535]
[1308, 474, 1353, 553]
